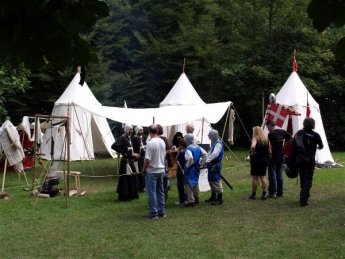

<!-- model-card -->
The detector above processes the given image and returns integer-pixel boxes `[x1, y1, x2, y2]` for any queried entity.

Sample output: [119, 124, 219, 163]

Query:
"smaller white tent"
[40, 73, 116, 161]
[159, 73, 215, 144]
[272, 71, 333, 164]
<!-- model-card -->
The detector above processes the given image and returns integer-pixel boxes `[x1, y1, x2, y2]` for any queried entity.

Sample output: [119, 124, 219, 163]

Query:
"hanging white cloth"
[228, 108, 235, 145]
[0, 120, 24, 172]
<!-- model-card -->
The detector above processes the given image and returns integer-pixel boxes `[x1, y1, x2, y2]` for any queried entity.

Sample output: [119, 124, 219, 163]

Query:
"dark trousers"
[298, 161, 315, 203]
[176, 169, 186, 203]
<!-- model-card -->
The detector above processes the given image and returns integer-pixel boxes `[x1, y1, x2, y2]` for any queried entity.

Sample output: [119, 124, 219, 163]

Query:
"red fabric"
[18, 130, 34, 169]
[266, 103, 291, 127]
[306, 100, 311, 118]
[283, 117, 293, 157]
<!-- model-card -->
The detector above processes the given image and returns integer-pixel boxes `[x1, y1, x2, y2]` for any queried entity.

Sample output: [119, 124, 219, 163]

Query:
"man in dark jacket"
[266, 120, 292, 198]
[292, 117, 323, 207]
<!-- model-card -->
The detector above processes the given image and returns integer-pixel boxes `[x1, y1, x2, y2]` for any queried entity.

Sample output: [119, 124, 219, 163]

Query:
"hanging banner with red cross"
[265, 103, 300, 128]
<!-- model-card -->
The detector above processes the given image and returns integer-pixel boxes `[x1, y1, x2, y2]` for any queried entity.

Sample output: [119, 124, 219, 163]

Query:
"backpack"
[294, 131, 311, 162]
[40, 177, 60, 197]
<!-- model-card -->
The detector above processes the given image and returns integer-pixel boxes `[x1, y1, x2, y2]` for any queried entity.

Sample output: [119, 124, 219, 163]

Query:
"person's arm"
[250, 137, 257, 155]
[199, 147, 208, 166]
[206, 143, 221, 163]
[185, 149, 194, 168]
[316, 133, 323, 150]
[268, 141, 272, 159]
[142, 158, 150, 173]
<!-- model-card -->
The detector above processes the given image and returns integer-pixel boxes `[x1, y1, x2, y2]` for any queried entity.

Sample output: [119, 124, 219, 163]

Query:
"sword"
[211, 165, 233, 190]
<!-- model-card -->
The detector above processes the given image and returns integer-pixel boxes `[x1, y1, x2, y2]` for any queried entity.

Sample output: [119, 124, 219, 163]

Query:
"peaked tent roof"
[55, 74, 101, 106]
[275, 71, 333, 163]
[40, 73, 115, 161]
[160, 73, 205, 106]
[159, 73, 227, 144]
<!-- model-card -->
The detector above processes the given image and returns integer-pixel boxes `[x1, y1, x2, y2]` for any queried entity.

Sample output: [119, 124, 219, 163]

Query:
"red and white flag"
[265, 103, 300, 128]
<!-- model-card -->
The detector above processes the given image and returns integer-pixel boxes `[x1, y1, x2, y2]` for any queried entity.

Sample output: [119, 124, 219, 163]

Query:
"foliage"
[2, 0, 345, 149]
[307, 0, 345, 61]
[0, 0, 109, 69]
[0, 64, 30, 119]
[0, 151, 344, 258]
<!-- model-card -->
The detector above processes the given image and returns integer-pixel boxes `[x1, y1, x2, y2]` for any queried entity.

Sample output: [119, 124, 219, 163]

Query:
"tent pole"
[65, 112, 71, 207]
[31, 115, 39, 190]
[1, 158, 7, 192]
[221, 104, 231, 141]
[201, 118, 204, 144]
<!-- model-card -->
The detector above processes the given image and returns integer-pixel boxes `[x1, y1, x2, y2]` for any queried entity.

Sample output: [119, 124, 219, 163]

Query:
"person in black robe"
[131, 126, 146, 192]
[111, 124, 140, 201]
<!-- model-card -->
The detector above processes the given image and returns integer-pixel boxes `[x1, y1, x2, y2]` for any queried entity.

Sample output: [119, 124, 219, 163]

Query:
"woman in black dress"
[249, 126, 270, 200]
[111, 124, 140, 201]
[131, 126, 146, 192]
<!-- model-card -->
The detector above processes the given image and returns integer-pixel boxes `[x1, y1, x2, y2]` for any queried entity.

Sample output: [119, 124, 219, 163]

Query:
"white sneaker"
[174, 201, 184, 205]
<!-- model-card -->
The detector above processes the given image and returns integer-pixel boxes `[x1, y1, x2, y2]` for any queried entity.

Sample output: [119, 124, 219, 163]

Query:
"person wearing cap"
[184, 133, 207, 207]
[111, 124, 140, 201]
[132, 126, 146, 192]
[266, 120, 292, 198]
[205, 129, 225, 205]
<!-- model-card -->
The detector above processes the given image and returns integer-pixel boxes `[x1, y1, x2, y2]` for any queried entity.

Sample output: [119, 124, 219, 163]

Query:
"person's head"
[252, 126, 268, 143]
[174, 132, 183, 140]
[179, 138, 187, 149]
[148, 124, 159, 137]
[157, 124, 163, 136]
[208, 129, 219, 144]
[266, 120, 276, 132]
[173, 132, 183, 145]
[186, 123, 194, 134]
[124, 124, 133, 135]
[303, 117, 315, 131]
[134, 126, 143, 136]
[185, 133, 194, 145]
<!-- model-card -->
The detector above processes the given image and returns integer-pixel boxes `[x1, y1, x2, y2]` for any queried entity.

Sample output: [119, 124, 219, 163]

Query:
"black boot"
[211, 193, 223, 205]
[205, 192, 216, 203]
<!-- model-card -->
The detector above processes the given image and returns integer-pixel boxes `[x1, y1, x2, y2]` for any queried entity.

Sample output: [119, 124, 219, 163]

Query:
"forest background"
[0, 0, 344, 150]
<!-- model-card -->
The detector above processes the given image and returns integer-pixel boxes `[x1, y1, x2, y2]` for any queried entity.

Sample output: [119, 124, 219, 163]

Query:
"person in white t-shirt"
[142, 124, 166, 219]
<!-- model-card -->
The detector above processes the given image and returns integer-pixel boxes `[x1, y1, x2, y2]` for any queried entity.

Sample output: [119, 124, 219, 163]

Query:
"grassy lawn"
[0, 150, 344, 258]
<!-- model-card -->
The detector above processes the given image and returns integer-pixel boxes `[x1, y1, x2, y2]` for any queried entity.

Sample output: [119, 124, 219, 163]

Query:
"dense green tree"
[0, 0, 109, 69]
[2, 0, 344, 150]
[0, 64, 30, 119]
[308, 0, 345, 61]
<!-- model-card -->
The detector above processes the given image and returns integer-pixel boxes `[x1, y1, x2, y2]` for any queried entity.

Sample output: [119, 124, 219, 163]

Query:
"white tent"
[74, 73, 231, 130]
[272, 71, 333, 164]
[159, 73, 215, 144]
[40, 73, 116, 161]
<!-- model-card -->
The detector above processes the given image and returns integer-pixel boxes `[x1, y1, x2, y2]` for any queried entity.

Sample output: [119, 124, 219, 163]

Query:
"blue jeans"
[146, 172, 165, 216]
[268, 161, 284, 195]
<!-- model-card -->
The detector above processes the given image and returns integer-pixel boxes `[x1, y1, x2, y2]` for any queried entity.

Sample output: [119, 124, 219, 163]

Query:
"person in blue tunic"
[184, 133, 207, 207]
[205, 129, 225, 205]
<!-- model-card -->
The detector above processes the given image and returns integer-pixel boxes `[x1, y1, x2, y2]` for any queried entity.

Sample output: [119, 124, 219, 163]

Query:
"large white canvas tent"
[159, 73, 214, 144]
[272, 71, 333, 164]
[40, 73, 116, 161]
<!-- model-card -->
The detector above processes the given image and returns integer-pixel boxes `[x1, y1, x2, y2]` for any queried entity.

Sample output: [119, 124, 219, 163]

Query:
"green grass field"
[0, 151, 344, 258]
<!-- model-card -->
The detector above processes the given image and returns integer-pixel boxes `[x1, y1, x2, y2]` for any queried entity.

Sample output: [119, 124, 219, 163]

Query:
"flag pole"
[262, 92, 265, 121]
